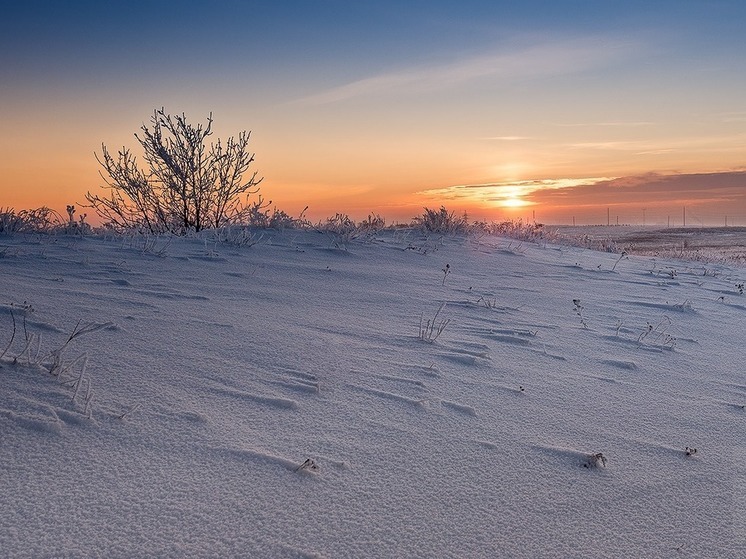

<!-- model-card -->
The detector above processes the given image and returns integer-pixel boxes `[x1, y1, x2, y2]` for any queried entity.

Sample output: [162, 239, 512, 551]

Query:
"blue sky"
[2, 1, 745, 224]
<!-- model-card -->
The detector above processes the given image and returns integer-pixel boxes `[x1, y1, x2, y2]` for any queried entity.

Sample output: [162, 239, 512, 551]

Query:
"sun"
[501, 197, 530, 208]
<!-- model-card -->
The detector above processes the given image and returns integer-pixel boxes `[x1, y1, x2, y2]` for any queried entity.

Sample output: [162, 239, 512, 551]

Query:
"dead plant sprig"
[419, 303, 450, 343]
[637, 315, 676, 349]
[442, 263, 450, 285]
[611, 250, 627, 272]
[584, 452, 607, 468]
[48, 320, 114, 376]
[0, 305, 16, 360]
[477, 295, 498, 309]
[573, 299, 588, 329]
[295, 458, 319, 473]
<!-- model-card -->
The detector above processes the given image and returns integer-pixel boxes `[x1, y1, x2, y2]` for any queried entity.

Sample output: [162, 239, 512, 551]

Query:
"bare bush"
[318, 213, 357, 236]
[414, 206, 469, 234]
[86, 109, 262, 234]
[246, 198, 306, 230]
[358, 213, 386, 232]
[0, 207, 63, 234]
[484, 220, 549, 241]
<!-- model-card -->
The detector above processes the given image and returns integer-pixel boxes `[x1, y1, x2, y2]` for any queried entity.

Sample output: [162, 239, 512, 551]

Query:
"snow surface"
[1, 230, 744, 558]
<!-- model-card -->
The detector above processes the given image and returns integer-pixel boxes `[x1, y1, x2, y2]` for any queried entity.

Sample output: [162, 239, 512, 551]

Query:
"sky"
[1, 0, 745, 226]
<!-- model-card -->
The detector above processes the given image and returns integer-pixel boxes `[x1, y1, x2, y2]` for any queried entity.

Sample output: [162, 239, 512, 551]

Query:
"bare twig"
[419, 303, 450, 342]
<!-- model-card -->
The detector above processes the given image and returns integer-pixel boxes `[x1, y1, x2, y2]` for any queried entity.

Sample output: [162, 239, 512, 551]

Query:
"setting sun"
[500, 197, 531, 208]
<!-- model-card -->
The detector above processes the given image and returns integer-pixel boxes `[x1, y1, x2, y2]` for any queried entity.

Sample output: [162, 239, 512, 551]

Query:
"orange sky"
[2, 2, 745, 226]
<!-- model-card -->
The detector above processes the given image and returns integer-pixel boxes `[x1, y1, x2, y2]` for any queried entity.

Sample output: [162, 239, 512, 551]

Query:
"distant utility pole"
[642, 208, 646, 226]
[607, 207, 610, 226]
[572, 216, 576, 226]
[683, 206, 686, 227]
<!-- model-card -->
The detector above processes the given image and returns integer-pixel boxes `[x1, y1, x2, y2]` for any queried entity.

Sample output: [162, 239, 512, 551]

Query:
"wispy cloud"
[293, 37, 639, 105]
[565, 132, 746, 154]
[528, 171, 746, 209]
[715, 111, 746, 123]
[418, 171, 746, 214]
[553, 121, 655, 128]
[418, 177, 613, 206]
[482, 136, 533, 141]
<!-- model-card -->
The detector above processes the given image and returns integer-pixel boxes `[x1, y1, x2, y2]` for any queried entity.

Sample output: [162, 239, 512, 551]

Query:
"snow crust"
[1, 230, 744, 558]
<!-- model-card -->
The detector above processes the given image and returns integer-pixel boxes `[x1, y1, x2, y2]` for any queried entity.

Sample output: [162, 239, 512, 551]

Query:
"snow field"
[1, 230, 744, 558]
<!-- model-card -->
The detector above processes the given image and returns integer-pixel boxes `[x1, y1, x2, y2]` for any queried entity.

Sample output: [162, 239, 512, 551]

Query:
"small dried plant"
[584, 452, 607, 469]
[573, 299, 588, 329]
[419, 303, 450, 343]
[442, 263, 451, 285]
[637, 316, 676, 349]
[611, 250, 627, 271]
[295, 458, 319, 473]
[477, 295, 498, 309]
[48, 320, 114, 377]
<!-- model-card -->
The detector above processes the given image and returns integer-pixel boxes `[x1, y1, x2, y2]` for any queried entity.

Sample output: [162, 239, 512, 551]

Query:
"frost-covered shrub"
[0, 207, 63, 234]
[245, 198, 308, 230]
[357, 213, 386, 232]
[86, 109, 262, 234]
[0, 208, 24, 234]
[318, 213, 357, 235]
[413, 207, 469, 234]
[63, 205, 92, 235]
[313, 213, 360, 249]
[475, 219, 552, 242]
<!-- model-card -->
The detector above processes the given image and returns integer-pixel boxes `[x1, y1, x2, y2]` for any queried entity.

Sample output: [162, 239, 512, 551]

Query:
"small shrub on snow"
[246, 197, 308, 230]
[358, 213, 386, 232]
[0, 207, 63, 234]
[414, 206, 469, 234]
[267, 208, 303, 229]
[316, 212, 388, 248]
[118, 231, 172, 256]
[0, 208, 27, 234]
[64, 205, 92, 235]
[209, 226, 263, 247]
[475, 219, 550, 242]
[319, 213, 357, 236]
[314, 213, 357, 249]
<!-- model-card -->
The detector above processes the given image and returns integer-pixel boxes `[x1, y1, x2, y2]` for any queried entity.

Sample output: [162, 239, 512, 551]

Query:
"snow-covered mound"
[1, 230, 743, 558]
